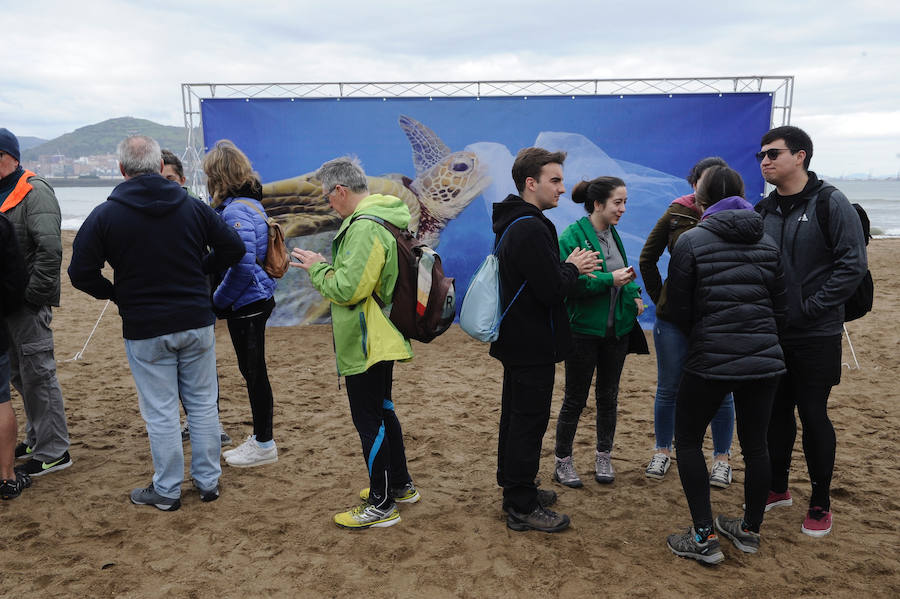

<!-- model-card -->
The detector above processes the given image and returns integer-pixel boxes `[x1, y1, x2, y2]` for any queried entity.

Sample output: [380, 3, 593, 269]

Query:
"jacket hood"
[671, 193, 701, 215]
[108, 173, 190, 217]
[492, 194, 543, 234]
[699, 202, 764, 244]
[339, 193, 411, 233]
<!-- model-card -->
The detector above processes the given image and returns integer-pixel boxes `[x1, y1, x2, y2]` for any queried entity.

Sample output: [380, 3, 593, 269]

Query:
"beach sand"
[2, 232, 898, 598]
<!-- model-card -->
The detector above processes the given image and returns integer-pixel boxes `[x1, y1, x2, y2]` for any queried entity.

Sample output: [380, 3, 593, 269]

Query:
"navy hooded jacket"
[68, 173, 244, 340]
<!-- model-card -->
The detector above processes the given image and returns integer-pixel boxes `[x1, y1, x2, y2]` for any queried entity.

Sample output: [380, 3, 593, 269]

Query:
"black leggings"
[226, 302, 275, 443]
[675, 373, 778, 531]
[768, 336, 841, 511]
[345, 361, 411, 509]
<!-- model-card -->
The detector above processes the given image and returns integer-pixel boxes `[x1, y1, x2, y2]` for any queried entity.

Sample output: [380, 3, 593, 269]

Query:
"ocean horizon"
[55, 178, 900, 237]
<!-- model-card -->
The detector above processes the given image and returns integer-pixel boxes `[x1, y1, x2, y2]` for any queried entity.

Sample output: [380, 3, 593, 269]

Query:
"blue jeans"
[124, 326, 221, 498]
[652, 318, 734, 456]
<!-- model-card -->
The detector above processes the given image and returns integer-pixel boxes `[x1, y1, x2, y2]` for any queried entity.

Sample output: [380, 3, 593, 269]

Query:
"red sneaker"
[801, 507, 833, 537]
[765, 490, 792, 512]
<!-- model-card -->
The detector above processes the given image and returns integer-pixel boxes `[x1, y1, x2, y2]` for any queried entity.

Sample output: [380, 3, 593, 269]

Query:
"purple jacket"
[213, 197, 276, 312]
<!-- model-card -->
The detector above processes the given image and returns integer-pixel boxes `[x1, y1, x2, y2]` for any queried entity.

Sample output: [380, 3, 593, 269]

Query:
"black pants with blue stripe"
[345, 360, 412, 510]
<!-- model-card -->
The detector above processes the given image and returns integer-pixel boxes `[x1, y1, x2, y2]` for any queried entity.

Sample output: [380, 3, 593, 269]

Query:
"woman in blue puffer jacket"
[202, 140, 278, 468]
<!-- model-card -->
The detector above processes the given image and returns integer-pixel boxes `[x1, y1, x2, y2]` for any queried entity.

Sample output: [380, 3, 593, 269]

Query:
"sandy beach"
[1, 232, 898, 598]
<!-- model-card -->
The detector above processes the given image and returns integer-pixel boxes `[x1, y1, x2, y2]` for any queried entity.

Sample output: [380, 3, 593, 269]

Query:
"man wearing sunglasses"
[0, 127, 73, 479]
[754, 125, 867, 539]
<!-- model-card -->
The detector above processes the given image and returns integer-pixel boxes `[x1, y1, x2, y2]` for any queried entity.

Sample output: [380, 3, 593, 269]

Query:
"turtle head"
[413, 150, 490, 220]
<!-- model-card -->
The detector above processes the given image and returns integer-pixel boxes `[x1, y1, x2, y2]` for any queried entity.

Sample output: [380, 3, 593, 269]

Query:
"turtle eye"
[452, 161, 470, 172]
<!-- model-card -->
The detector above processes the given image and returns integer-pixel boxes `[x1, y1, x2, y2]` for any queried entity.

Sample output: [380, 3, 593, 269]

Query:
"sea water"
[54, 180, 900, 236]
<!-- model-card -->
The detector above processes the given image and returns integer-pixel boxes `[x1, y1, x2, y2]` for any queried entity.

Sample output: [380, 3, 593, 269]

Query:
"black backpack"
[815, 185, 874, 322]
[351, 214, 456, 343]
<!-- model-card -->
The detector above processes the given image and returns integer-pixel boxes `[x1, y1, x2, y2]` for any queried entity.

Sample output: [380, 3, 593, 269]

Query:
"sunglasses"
[755, 148, 794, 163]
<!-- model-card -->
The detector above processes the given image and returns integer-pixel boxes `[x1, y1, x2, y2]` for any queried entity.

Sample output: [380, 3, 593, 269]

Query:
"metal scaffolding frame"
[181, 76, 793, 193]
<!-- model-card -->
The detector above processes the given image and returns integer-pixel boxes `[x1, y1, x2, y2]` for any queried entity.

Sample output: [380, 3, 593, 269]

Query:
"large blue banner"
[201, 93, 773, 327]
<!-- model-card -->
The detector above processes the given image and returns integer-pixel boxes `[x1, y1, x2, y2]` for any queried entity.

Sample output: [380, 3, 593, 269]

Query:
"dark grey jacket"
[668, 206, 786, 381]
[754, 173, 867, 341]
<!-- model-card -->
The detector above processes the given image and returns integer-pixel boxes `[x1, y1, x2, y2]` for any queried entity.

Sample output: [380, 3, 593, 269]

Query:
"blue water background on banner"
[201, 94, 773, 327]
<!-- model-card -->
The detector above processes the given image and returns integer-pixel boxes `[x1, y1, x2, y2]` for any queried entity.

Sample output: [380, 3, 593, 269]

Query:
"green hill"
[21, 117, 192, 161]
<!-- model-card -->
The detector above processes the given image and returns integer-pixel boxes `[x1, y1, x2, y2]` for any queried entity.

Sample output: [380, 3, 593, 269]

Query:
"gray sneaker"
[715, 515, 760, 553]
[709, 460, 733, 488]
[219, 423, 232, 446]
[553, 456, 583, 488]
[595, 451, 615, 484]
[645, 452, 671, 480]
[130, 483, 181, 511]
[666, 527, 725, 565]
[507, 505, 570, 533]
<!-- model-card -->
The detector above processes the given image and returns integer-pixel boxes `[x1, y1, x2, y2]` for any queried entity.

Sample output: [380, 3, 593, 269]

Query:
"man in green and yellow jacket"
[291, 157, 419, 531]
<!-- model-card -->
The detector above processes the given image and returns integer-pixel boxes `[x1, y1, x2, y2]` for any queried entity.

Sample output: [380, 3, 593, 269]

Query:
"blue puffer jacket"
[213, 197, 276, 311]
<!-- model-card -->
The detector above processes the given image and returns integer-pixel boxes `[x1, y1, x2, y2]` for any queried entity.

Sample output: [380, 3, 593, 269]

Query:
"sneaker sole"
[334, 514, 401, 529]
[130, 497, 182, 511]
[552, 472, 583, 488]
[667, 543, 725, 565]
[801, 524, 832, 537]
[28, 459, 73, 478]
[506, 515, 570, 533]
[709, 477, 732, 489]
[714, 520, 759, 554]
[225, 455, 278, 468]
[766, 498, 792, 512]
[594, 474, 614, 484]
[645, 466, 670, 480]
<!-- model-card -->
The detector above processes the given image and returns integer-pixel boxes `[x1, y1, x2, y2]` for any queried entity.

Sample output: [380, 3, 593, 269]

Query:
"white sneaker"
[645, 452, 671, 479]
[224, 436, 278, 467]
[709, 460, 733, 488]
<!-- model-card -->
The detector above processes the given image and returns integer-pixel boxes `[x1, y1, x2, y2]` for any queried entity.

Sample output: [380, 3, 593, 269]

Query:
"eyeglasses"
[324, 183, 344, 199]
[755, 148, 794, 163]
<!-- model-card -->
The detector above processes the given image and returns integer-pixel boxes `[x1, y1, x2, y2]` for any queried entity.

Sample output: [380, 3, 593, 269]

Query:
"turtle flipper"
[398, 115, 451, 178]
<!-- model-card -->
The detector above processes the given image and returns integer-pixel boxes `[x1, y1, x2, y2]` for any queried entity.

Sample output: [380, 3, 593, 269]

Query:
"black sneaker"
[715, 515, 760, 554]
[130, 483, 181, 511]
[198, 484, 220, 503]
[507, 505, 570, 533]
[0, 472, 32, 500]
[14, 442, 33, 461]
[14, 451, 72, 477]
[502, 488, 557, 512]
[666, 527, 725, 565]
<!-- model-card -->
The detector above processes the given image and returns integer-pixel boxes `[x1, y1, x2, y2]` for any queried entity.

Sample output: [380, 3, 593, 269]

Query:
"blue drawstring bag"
[459, 216, 533, 342]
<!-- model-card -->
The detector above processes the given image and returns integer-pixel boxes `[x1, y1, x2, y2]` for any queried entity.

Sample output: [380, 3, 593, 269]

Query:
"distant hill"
[17, 136, 47, 151]
[21, 117, 192, 161]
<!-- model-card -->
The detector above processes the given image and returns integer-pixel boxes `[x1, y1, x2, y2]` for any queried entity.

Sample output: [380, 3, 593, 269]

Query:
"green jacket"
[308, 194, 413, 376]
[0, 172, 62, 307]
[558, 217, 640, 338]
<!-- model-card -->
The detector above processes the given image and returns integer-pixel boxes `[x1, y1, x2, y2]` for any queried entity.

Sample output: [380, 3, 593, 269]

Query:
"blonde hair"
[202, 139, 260, 205]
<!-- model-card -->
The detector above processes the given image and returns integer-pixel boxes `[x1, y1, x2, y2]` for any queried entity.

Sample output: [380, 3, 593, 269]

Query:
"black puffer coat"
[666, 206, 786, 380]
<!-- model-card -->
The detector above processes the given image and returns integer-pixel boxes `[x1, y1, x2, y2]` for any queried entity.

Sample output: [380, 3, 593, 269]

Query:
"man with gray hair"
[0, 127, 72, 479]
[69, 135, 244, 510]
[291, 157, 420, 529]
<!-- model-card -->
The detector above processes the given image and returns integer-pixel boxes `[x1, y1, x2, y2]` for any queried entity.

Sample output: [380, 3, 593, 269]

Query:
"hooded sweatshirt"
[68, 173, 244, 340]
[666, 199, 786, 380]
[488, 194, 579, 366]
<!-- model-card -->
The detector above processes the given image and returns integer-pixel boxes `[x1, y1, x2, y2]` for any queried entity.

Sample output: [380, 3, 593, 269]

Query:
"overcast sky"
[2, 0, 898, 177]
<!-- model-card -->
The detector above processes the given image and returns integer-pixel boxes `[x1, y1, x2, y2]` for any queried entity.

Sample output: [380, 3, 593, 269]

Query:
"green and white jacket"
[308, 194, 413, 376]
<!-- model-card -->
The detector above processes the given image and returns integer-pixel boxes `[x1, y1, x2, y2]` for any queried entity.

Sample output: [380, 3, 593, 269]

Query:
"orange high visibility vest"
[0, 170, 37, 213]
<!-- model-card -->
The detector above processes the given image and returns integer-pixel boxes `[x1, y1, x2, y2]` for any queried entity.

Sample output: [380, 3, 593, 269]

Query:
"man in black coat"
[490, 147, 600, 532]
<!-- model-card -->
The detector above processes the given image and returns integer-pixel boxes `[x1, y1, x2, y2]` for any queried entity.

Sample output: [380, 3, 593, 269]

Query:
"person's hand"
[566, 247, 602, 278]
[634, 296, 645, 316]
[290, 248, 327, 271]
[612, 266, 636, 287]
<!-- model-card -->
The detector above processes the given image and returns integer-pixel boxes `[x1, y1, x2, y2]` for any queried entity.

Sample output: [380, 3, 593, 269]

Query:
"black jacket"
[0, 213, 26, 353]
[667, 206, 786, 380]
[755, 172, 867, 340]
[489, 195, 579, 365]
[68, 174, 244, 340]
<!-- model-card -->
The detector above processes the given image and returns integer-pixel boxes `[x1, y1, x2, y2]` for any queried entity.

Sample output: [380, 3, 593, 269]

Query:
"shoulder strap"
[494, 215, 535, 254]
[348, 214, 398, 310]
[814, 185, 838, 249]
[234, 199, 268, 220]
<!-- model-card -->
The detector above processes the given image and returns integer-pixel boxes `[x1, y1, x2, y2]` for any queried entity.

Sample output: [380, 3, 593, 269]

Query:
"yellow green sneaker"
[358, 482, 421, 504]
[333, 502, 401, 529]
